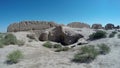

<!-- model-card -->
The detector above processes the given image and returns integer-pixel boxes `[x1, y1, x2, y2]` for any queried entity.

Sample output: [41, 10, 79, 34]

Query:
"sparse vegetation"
[112, 31, 117, 34]
[17, 40, 25, 46]
[0, 34, 18, 48]
[89, 30, 106, 40]
[55, 47, 69, 52]
[6, 50, 23, 64]
[43, 41, 53, 48]
[0, 33, 5, 48]
[0, 42, 4, 48]
[98, 44, 110, 55]
[53, 44, 62, 48]
[117, 34, 120, 38]
[0, 33, 6, 39]
[43, 41, 69, 52]
[0, 33, 25, 47]
[109, 31, 117, 38]
[0, 34, 3, 39]
[72, 45, 99, 63]
[109, 33, 115, 38]
[43, 41, 63, 49]
[72, 44, 110, 63]
[3, 34, 18, 45]
[0, 38, 6, 48]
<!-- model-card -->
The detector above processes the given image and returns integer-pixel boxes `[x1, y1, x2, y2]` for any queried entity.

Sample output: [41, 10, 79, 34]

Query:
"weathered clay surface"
[105, 23, 114, 30]
[39, 26, 84, 45]
[92, 24, 103, 29]
[67, 22, 90, 28]
[7, 21, 58, 32]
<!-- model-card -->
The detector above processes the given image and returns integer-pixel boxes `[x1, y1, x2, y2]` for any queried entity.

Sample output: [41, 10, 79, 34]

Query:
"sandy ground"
[0, 29, 120, 68]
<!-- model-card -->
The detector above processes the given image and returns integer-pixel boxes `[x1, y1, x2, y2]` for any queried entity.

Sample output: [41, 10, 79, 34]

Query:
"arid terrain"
[0, 22, 120, 68]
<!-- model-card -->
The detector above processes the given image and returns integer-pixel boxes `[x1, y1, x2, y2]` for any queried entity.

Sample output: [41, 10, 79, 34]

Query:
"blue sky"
[0, 0, 120, 32]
